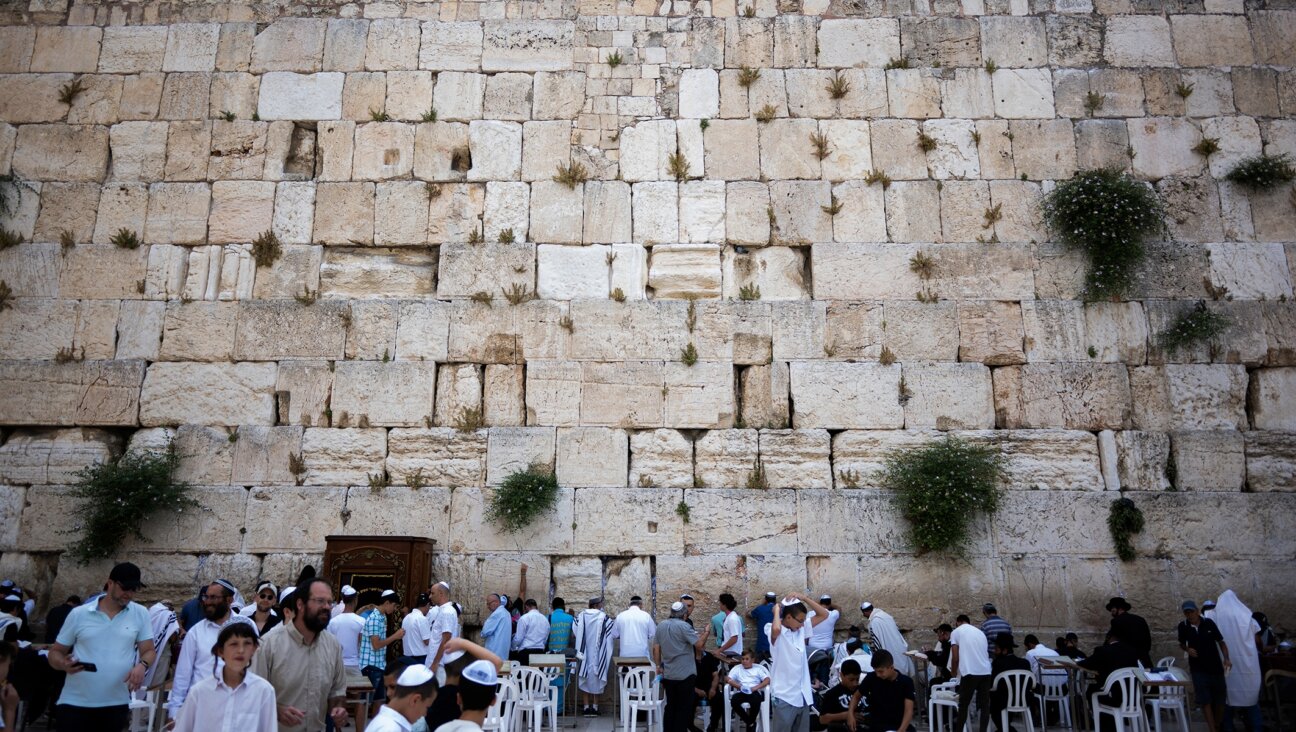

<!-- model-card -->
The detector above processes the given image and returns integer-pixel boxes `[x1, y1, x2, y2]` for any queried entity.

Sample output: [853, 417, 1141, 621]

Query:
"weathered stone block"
[482, 20, 574, 72]
[1244, 431, 1296, 492]
[483, 364, 525, 427]
[250, 19, 326, 73]
[980, 17, 1047, 67]
[684, 489, 799, 554]
[0, 429, 121, 486]
[353, 122, 415, 180]
[208, 180, 276, 243]
[235, 301, 347, 360]
[790, 362, 902, 429]
[386, 428, 485, 488]
[994, 364, 1131, 430]
[556, 427, 628, 488]
[299, 427, 386, 485]
[1104, 16, 1174, 68]
[12, 125, 109, 182]
[1129, 118, 1204, 180]
[1130, 365, 1248, 431]
[330, 361, 435, 428]
[757, 429, 830, 489]
[817, 19, 900, 68]
[99, 26, 167, 73]
[0, 360, 143, 426]
[903, 362, 995, 430]
[486, 427, 557, 485]
[1250, 368, 1296, 431]
[448, 486, 573, 553]
[245, 486, 345, 552]
[959, 301, 1025, 366]
[649, 244, 721, 299]
[141, 362, 276, 427]
[665, 361, 736, 429]
[628, 429, 693, 489]
[574, 488, 682, 554]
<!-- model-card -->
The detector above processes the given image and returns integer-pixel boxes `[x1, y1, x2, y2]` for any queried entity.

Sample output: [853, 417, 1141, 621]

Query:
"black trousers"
[56, 704, 129, 732]
[731, 690, 765, 726]
[512, 647, 545, 666]
[664, 675, 698, 732]
[955, 674, 993, 732]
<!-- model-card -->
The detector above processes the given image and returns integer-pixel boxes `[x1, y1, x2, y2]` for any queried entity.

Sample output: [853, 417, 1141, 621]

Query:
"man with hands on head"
[47, 562, 158, 732]
[768, 591, 830, 732]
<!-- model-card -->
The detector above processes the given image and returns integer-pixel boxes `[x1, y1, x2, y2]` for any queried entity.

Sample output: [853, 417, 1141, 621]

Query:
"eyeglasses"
[305, 597, 332, 607]
[258, 592, 276, 600]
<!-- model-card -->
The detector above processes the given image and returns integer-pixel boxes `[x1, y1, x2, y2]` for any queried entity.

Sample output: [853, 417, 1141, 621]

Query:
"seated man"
[725, 650, 770, 732]
[924, 624, 954, 684]
[1077, 631, 1140, 712]
[989, 634, 1032, 732]
[847, 649, 914, 732]
[815, 658, 864, 732]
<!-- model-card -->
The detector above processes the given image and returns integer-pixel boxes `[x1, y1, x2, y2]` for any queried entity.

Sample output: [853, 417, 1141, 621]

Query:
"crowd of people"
[0, 562, 1285, 732]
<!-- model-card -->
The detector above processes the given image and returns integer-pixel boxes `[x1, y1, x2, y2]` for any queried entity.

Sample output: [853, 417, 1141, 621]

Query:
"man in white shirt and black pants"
[401, 593, 433, 665]
[767, 592, 830, 732]
[950, 613, 993, 732]
[512, 599, 550, 666]
[808, 594, 839, 687]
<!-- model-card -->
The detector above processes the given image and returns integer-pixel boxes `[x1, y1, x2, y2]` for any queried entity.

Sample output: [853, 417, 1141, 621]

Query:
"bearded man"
[251, 577, 348, 732]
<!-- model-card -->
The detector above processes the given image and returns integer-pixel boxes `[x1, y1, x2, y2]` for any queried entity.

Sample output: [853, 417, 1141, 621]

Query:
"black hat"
[994, 632, 1017, 650]
[110, 562, 146, 591]
[1105, 597, 1131, 612]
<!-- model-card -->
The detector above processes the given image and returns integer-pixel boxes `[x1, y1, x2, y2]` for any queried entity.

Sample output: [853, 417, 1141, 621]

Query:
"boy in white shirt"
[767, 592, 831, 732]
[434, 660, 499, 732]
[364, 664, 439, 732]
[726, 650, 770, 731]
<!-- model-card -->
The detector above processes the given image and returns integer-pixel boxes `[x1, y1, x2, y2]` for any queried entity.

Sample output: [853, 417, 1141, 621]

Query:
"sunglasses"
[258, 592, 276, 599]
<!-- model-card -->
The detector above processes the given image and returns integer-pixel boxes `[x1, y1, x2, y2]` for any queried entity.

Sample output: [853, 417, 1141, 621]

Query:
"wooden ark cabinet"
[323, 535, 435, 607]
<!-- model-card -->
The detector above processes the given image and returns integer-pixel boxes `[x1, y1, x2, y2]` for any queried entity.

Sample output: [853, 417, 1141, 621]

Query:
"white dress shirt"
[513, 609, 551, 650]
[327, 612, 366, 669]
[809, 608, 839, 652]
[1026, 644, 1065, 678]
[401, 608, 430, 656]
[722, 611, 744, 655]
[614, 606, 657, 658]
[951, 622, 992, 676]
[365, 703, 414, 732]
[167, 613, 257, 718]
[728, 664, 770, 691]
[172, 670, 278, 732]
[426, 602, 464, 665]
[766, 610, 816, 707]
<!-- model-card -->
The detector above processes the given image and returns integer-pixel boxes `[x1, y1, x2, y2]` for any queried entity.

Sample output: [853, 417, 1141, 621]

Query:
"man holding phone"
[47, 562, 157, 731]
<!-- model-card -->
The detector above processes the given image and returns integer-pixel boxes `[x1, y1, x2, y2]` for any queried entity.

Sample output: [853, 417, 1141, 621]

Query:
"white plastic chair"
[621, 667, 665, 732]
[993, 670, 1037, 732]
[482, 676, 518, 732]
[513, 666, 559, 732]
[1092, 668, 1146, 732]
[127, 689, 159, 732]
[1154, 656, 1177, 669]
[1036, 667, 1072, 730]
[1144, 667, 1188, 732]
[929, 679, 967, 732]
[722, 684, 770, 732]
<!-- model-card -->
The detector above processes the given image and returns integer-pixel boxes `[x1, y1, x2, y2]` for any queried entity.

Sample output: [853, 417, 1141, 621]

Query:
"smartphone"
[78, 662, 98, 672]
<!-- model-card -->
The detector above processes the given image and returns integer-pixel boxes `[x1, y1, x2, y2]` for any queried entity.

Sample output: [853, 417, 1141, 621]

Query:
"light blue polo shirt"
[56, 599, 151, 707]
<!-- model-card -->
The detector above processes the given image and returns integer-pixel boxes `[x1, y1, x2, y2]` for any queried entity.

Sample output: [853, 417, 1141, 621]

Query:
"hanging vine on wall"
[879, 436, 1004, 556]
[67, 443, 196, 564]
[1040, 168, 1165, 301]
[487, 464, 562, 534]
[1108, 497, 1145, 562]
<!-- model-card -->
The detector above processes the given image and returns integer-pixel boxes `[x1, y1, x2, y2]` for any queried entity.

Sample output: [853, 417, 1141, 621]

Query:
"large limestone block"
[649, 244, 722, 299]
[208, 180, 275, 243]
[158, 302, 237, 362]
[532, 71, 585, 121]
[1103, 16, 1174, 67]
[31, 27, 101, 73]
[0, 429, 121, 486]
[343, 486, 451, 538]
[536, 244, 609, 301]
[0, 360, 143, 426]
[525, 360, 582, 426]
[254, 71, 339, 119]
[245, 486, 345, 552]
[437, 242, 535, 300]
[481, 20, 574, 72]
[1170, 15, 1252, 67]
[145, 182, 210, 245]
[529, 181, 583, 245]
[584, 181, 632, 244]
[99, 26, 167, 73]
[483, 181, 530, 243]
[817, 19, 900, 68]
[1167, 430, 1244, 492]
[994, 491, 1113, 556]
[448, 486, 573, 553]
[620, 120, 677, 182]
[993, 364, 1132, 430]
[313, 182, 375, 244]
[665, 362, 736, 429]
[0, 300, 77, 360]
[769, 181, 832, 244]
[116, 301, 165, 361]
[1207, 242, 1293, 301]
[724, 17, 774, 69]
[992, 69, 1054, 118]
[980, 17, 1047, 67]
[902, 363, 995, 430]
[250, 19, 327, 73]
[684, 489, 800, 554]
[234, 301, 348, 360]
[1130, 365, 1248, 431]
[1129, 118, 1204, 180]
[394, 301, 450, 362]
[632, 183, 679, 246]
[229, 425, 304, 486]
[434, 363, 482, 427]
[486, 427, 557, 484]
[467, 121, 522, 181]
[887, 68, 943, 119]
[374, 182, 429, 246]
[790, 362, 902, 429]
[345, 300, 396, 362]
[575, 361, 664, 427]
[300, 428, 386, 485]
[679, 181, 725, 244]
[0, 74, 77, 123]
[169, 424, 236, 486]
[703, 120, 760, 182]
[164, 24, 220, 72]
[332, 361, 436, 428]
[797, 490, 910, 553]
[1244, 431, 1296, 492]
[353, 122, 415, 180]
[758, 119, 820, 180]
[140, 362, 275, 427]
[958, 302, 1025, 366]
[695, 429, 758, 489]
[483, 364, 525, 427]
[1250, 368, 1296, 431]
[520, 120, 570, 183]
[758, 429, 830, 489]
[629, 429, 693, 489]
[1113, 430, 1172, 491]
[811, 243, 1035, 301]
[722, 247, 809, 302]
[12, 124, 109, 182]
[573, 488, 682, 554]
[420, 22, 482, 71]
[386, 428, 486, 488]
[364, 19, 419, 71]
[924, 119, 979, 180]
[1131, 493, 1294, 559]
[447, 301, 562, 365]
[739, 363, 790, 430]
[0, 485, 21, 549]
[679, 69, 719, 119]
[556, 428, 628, 488]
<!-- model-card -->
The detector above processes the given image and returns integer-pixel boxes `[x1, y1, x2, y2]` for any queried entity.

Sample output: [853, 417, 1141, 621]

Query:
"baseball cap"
[1181, 600, 1198, 612]
[109, 562, 147, 591]
[461, 659, 499, 688]
[397, 664, 436, 687]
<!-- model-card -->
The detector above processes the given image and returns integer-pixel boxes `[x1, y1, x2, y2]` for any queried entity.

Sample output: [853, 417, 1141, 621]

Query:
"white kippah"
[279, 587, 295, 603]
[436, 581, 450, 590]
[397, 664, 435, 687]
[462, 659, 499, 687]
[341, 585, 357, 596]
[860, 602, 873, 612]
[381, 589, 396, 598]
[671, 601, 685, 612]
[781, 597, 801, 607]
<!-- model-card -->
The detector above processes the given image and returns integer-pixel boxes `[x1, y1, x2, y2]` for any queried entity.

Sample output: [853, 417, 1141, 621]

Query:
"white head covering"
[341, 585, 358, 597]
[397, 665, 435, 687]
[1213, 590, 1261, 707]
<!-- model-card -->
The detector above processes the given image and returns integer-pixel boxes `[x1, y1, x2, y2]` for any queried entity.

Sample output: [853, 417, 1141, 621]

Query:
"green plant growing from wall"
[58, 77, 86, 105]
[737, 66, 761, 88]
[880, 436, 1004, 555]
[110, 228, 141, 250]
[681, 342, 699, 366]
[607, 51, 624, 68]
[826, 72, 851, 100]
[675, 500, 691, 523]
[755, 104, 777, 123]
[251, 230, 282, 268]
[0, 280, 12, 312]
[0, 228, 21, 250]
[1225, 153, 1295, 190]
[487, 464, 561, 533]
[67, 444, 196, 563]
[1040, 168, 1165, 300]
[1108, 496, 1145, 562]
[553, 161, 589, 189]
[1158, 301, 1230, 356]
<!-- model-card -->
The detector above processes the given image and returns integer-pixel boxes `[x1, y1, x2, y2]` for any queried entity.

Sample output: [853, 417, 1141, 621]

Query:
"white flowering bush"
[487, 464, 561, 533]
[880, 437, 1004, 555]
[69, 443, 195, 563]
[1158, 301, 1230, 355]
[1041, 168, 1164, 300]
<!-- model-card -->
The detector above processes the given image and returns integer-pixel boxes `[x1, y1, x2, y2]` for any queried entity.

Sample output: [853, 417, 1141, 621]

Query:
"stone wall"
[2, 0, 1295, 657]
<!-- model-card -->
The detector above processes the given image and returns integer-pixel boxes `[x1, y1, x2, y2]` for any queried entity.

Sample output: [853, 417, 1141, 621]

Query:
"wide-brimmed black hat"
[1105, 597, 1132, 611]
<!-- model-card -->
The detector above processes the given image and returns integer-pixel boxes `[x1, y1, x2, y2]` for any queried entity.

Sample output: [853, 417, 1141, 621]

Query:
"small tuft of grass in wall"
[467, 227, 483, 244]
[559, 315, 574, 332]
[1083, 91, 1104, 116]
[426, 182, 442, 199]
[369, 108, 391, 122]
[405, 467, 429, 490]
[864, 169, 891, 188]
[838, 469, 861, 488]
[58, 76, 86, 106]
[738, 66, 761, 88]
[1192, 137, 1220, 157]
[54, 346, 84, 363]
[498, 228, 516, 244]
[295, 286, 318, 305]
[450, 146, 472, 173]
[0, 228, 22, 250]
[681, 342, 698, 366]
[251, 230, 282, 268]
[1175, 82, 1194, 99]
[745, 460, 768, 489]
[668, 152, 691, 181]
[553, 161, 589, 189]
[743, 4, 756, 16]
[503, 283, 534, 305]
[916, 131, 937, 153]
[421, 107, 438, 122]
[738, 284, 761, 301]
[675, 500, 690, 523]
[821, 194, 843, 216]
[909, 251, 936, 279]
[367, 469, 391, 491]
[983, 59, 998, 74]
[610, 287, 627, 302]
[699, 118, 709, 131]
[470, 290, 493, 305]
[884, 57, 911, 70]
[809, 131, 832, 160]
[220, 110, 236, 122]
[454, 406, 484, 432]
[59, 229, 76, 250]
[110, 228, 140, 250]
[607, 51, 624, 68]
[982, 202, 1003, 229]
[1225, 153, 1295, 190]
[826, 71, 851, 100]
[879, 345, 896, 366]
[288, 452, 307, 485]
[0, 280, 12, 312]
[755, 104, 777, 123]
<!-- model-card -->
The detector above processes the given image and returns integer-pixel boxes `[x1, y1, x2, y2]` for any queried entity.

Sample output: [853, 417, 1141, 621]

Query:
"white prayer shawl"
[866, 609, 914, 677]
[144, 603, 179, 690]
[1213, 590, 1262, 708]
[573, 609, 616, 694]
